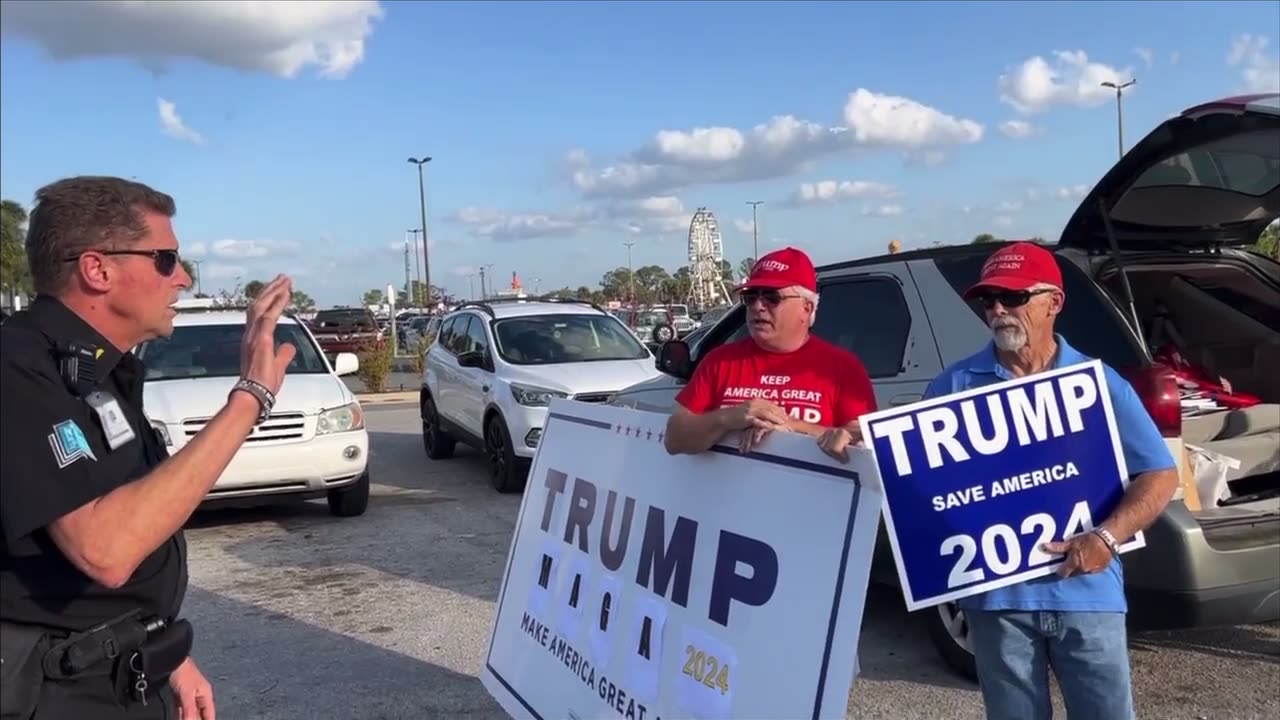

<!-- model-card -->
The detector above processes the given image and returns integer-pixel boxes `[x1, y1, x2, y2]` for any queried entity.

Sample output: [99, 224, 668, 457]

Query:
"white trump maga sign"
[481, 399, 883, 720]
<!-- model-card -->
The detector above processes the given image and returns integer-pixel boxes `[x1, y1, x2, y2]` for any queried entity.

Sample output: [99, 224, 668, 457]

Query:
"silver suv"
[419, 297, 664, 492]
[609, 92, 1280, 678]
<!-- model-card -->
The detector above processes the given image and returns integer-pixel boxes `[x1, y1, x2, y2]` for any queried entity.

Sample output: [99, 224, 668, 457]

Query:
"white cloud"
[450, 193, 695, 241]
[996, 200, 1023, 213]
[1134, 47, 1154, 68]
[1228, 34, 1280, 93]
[157, 98, 204, 145]
[793, 179, 899, 205]
[1169, 50, 1181, 65]
[993, 215, 1015, 229]
[569, 88, 981, 198]
[202, 262, 248, 280]
[186, 238, 300, 259]
[999, 119, 1037, 140]
[998, 50, 1133, 115]
[862, 204, 904, 218]
[0, 1, 383, 79]
[451, 205, 595, 241]
[1055, 184, 1090, 200]
[842, 89, 984, 149]
[734, 218, 755, 233]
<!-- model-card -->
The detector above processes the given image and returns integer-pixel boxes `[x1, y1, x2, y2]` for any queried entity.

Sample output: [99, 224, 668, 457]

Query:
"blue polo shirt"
[922, 335, 1176, 613]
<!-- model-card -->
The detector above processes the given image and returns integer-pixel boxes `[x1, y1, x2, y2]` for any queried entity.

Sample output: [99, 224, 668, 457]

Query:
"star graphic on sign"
[615, 424, 622, 434]
[646, 429, 653, 440]
[658, 432, 665, 443]
[625, 426, 633, 436]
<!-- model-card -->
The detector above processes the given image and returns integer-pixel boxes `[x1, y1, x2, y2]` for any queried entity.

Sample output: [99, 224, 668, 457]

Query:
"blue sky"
[2, 0, 1277, 307]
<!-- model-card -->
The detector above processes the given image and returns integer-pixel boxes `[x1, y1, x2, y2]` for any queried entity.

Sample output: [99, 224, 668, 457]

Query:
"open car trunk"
[1097, 255, 1280, 514]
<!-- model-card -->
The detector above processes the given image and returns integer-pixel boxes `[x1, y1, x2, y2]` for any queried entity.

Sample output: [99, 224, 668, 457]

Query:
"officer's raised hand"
[239, 274, 297, 395]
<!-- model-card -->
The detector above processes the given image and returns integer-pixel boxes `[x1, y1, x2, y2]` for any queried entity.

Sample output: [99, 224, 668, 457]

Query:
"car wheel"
[327, 471, 370, 517]
[652, 324, 674, 343]
[923, 601, 978, 681]
[421, 395, 456, 459]
[485, 416, 526, 494]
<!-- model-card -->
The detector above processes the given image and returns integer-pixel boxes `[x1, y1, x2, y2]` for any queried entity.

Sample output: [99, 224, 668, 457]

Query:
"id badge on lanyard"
[85, 390, 137, 450]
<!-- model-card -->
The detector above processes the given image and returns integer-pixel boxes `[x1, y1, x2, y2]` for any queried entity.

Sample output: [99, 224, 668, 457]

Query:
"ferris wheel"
[687, 207, 730, 308]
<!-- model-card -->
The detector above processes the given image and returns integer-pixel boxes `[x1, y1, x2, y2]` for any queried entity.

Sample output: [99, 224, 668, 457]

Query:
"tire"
[485, 415, 526, 494]
[652, 324, 674, 343]
[421, 394, 456, 459]
[327, 471, 370, 517]
[923, 601, 979, 681]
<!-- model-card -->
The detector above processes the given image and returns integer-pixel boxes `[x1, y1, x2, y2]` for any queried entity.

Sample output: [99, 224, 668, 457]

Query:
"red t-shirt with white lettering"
[675, 336, 877, 427]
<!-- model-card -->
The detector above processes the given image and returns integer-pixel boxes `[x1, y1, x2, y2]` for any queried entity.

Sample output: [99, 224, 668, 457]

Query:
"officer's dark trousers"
[32, 674, 174, 720]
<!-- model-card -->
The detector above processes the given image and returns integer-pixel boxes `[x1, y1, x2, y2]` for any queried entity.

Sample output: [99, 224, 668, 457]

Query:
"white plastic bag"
[1186, 443, 1242, 507]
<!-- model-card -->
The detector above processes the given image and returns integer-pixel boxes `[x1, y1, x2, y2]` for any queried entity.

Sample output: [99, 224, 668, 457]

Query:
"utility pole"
[403, 240, 411, 304]
[468, 274, 476, 300]
[623, 241, 636, 305]
[479, 266, 487, 300]
[408, 229, 423, 305]
[408, 156, 433, 305]
[1101, 79, 1136, 159]
[746, 200, 764, 261]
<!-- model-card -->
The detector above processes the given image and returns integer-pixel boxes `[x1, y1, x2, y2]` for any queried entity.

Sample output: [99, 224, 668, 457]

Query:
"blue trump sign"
[861, 359, 1142, 611]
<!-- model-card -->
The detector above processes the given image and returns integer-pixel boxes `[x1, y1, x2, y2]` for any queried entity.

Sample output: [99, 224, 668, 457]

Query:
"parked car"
[617, 307, 676, 345]
[608, 92, 1280, 679]
[138, 307, 371, 516]
[419, 297, 665, 492]
[663, 303, 697, 337]
[309, 307, 384, 361]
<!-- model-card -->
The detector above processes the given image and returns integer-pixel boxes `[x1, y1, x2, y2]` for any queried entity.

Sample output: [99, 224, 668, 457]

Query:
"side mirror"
[657, 340, 693, 379]
[333, 352, 359, 376]
[457, 351, 487, 369]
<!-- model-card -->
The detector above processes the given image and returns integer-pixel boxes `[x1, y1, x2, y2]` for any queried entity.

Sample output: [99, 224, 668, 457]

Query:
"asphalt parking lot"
[183, 402, 1280, 720]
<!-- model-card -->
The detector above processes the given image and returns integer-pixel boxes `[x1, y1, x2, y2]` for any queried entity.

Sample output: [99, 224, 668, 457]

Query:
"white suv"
[419, 298, 664, 492]
[137, 308, 371, 516]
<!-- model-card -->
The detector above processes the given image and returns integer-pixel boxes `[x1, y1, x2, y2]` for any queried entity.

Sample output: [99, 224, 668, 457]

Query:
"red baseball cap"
[964, 242, 1063, 299]
[737, 247, 817, 292]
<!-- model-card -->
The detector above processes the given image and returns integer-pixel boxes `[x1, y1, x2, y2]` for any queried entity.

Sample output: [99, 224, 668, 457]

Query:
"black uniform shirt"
[0, 295, 187, 632]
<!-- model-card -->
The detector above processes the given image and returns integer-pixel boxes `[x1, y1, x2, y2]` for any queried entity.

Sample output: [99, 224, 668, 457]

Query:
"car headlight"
[150, 420, 172, 446]
[510, 383, 567, 407]
[317, 401, 365, 435]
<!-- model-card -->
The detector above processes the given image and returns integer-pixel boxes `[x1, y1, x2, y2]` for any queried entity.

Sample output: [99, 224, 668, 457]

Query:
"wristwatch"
[230, 378, 276, 424]
[1092, 527, 1121, 558]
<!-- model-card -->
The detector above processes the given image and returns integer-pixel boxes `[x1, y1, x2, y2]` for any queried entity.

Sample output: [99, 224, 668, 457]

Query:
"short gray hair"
[791, 285, 820, 325]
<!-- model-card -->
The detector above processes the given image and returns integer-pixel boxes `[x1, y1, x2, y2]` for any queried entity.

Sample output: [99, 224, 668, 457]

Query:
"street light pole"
[408, 156, 433, 305]
[1100, 79, 1136, 159]
[408, 229, 423, 305]
[746, 200, 764, 261]
[623, 241, 636, 304]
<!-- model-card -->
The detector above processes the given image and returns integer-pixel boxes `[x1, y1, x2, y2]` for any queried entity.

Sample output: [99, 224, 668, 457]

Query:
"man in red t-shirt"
[663, 246, 877, 462]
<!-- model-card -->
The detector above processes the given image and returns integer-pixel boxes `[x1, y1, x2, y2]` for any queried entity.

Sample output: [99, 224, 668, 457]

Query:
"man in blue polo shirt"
[924, 242, 1179, 720]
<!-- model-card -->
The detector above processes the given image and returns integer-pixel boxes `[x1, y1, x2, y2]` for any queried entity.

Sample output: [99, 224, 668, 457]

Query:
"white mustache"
[991, 319, 1021, 330]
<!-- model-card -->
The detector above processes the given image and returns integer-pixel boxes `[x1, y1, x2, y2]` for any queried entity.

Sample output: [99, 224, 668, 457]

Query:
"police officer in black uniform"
[0, 176, 297, 720]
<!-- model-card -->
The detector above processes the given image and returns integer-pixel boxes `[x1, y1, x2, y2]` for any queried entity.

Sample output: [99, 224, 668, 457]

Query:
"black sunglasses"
[974, 288, 1055, 309]
[740, 288, 806, 307]
[65, 249, 181, 276]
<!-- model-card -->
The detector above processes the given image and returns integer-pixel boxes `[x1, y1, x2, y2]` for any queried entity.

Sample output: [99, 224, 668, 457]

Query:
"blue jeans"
[967, 610, 1135, 720]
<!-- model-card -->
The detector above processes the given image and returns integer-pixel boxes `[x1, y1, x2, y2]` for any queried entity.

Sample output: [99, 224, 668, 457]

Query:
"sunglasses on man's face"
[65, 249, 182, 277]
[740, 289, 805, 307]
[974, 288, 1055, 309]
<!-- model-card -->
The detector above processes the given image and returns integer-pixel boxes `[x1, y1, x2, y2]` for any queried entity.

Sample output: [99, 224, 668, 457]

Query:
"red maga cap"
[737, 247, 817, 292]
[964, 242, 1063, 299]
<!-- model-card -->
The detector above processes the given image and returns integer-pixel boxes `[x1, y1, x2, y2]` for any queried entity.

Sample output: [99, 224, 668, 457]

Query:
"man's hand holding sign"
[862, 243, 1177, 720]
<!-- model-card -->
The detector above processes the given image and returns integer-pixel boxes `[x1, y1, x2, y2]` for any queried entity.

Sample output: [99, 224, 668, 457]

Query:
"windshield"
[137, 323, 329, 380]
[312, 309, 376, 330]
[493, 314, 649, 365]
[668, 305, 690, 318]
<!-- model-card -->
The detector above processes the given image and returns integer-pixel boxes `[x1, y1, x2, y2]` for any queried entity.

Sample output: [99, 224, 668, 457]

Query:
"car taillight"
[1123, 363, 1182, 438]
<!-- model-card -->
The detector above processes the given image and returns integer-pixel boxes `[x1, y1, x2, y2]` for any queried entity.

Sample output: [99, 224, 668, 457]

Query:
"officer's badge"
[48, 419, 97, 469]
